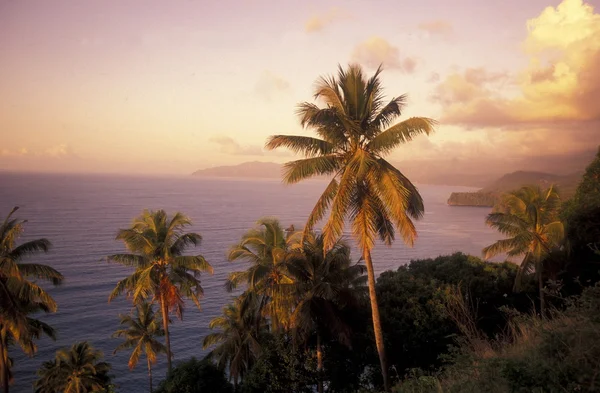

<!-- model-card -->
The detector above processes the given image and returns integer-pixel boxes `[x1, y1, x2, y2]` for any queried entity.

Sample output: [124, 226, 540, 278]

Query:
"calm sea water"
[0, 172, 500, 392]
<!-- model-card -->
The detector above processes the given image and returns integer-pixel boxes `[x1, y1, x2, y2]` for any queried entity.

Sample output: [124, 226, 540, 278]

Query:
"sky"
[0, 0, 599, 176]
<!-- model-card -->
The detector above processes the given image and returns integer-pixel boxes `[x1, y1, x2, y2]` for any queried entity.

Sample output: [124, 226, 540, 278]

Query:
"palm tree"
[34, 341, 112, 393]
[0, 207, 63, 393]
[112, 302, 166, 393]
[203, 292, 266, 388]
[1, 303, 57, 392]
[265, 64, 435, 390]
[107, 209, 213, 373]
[483, 185, 564, 316]
[225, 218, 300, 332]
[287, 233, 366, 393]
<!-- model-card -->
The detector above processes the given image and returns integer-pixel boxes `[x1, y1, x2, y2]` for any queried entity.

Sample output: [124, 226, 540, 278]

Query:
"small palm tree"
[483, 185, 564, 316]
[113, 302, 166, 393]
[287, 233, 366, 393]
[108, 209, 213, 372]
[0, 207, 63, 393]
[265, 64, 435, 390]
[203, 293, 266, 388]
[34, 341, 112, 393]
[226, 218, 299, 332]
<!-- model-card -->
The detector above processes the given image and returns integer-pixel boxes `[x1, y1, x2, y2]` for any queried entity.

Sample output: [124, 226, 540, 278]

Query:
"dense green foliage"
[154, 357, 233, 393]
[395, 283, 600, 393]
[239, 334, 316, 393]
[34, 342, 112, 393]
[560, 147, 600, 291]
[377, 253, 535, 379]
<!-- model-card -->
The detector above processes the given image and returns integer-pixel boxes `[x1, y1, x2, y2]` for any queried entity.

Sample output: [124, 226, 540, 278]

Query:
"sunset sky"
[1, 0, 598, 176]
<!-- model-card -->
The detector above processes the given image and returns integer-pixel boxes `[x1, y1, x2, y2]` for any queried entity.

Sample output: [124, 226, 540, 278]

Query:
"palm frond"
[368, 117, 436, 155]
[15, 263, 63, 285]
[265, 135, 335, 157]
[282, 155, 342, 184]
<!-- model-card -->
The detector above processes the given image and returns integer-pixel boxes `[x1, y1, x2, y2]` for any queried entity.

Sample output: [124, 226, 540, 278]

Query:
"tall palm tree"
[287, 233, 366, 393]
[113, 302, 166, 393]
[203, 293, 266, 388]
[107, 209, 213, 373]
[34, 341, 112, 393]
[225, 218, 300, 332]
[0, 207, 63, 393]
[483, 185, 564, 316]
[265, 64, 435, 390]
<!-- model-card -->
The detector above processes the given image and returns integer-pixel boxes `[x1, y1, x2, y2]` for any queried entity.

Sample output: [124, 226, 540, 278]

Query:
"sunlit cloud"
[210, 136, 264, 156]
[418, 20, 453, 36]
[351, 36, 418, 73]
[434, 0, 600, 127]
[305, 7, 348, 33]
[0, 148, 28, 157]
[0, 144, 75, 158]
[44, 143, 75, 158]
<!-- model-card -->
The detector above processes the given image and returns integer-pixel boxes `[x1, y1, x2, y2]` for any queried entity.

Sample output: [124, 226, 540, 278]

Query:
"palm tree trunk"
[538, 270, 546, 318]
[160, 295, 172, 373]
[0, 333, 8, 393]
[147, 357, 153, 393]
[364, 250, 389, 391]
[317, 332, 324, 393]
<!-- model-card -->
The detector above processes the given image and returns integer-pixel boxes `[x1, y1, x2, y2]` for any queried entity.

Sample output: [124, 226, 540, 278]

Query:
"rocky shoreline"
[447, 192, 498, 207]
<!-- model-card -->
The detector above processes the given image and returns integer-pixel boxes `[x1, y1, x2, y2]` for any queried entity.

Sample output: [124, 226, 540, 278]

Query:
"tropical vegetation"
[483, 185, 564, 316]
[0, 207, 63, 393]
[265, 63, 436, 390]
[34, 341, 112, 393]
[107, 209, 213, 372]
[112, 302, 166, 393]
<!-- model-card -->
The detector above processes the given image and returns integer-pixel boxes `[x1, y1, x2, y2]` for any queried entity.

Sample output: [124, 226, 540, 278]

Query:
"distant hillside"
[480, 171, 581, 197]
[192, 161, 282, 179]
[448, 171, 582, 207]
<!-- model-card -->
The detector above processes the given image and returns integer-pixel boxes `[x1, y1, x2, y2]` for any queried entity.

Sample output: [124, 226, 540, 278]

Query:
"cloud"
[0, 144, 76, 158]
[44, 144, 75, 158]
[254, 71, 290, 101]
[209, 136, 264, 156]
[418, 20, 454, 36]
[0, 147, 28, 157]
[305, 7, 348, 33]
[427, 72, 440, 83]
[351, 37, 418, 73]
[434, 0, 600, 127]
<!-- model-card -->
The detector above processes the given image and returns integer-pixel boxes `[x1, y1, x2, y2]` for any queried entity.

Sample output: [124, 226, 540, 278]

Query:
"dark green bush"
[154, 357, 233, 393]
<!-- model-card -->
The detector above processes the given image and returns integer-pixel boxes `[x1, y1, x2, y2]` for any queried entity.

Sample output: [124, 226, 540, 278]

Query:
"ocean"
[0, 172, 500, 392]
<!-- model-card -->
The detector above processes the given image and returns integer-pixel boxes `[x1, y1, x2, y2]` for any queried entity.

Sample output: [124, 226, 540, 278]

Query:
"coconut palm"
[34, 341, 112, 393]
[265, 64, 435, 390]
[107, 209, 213, 373]
[287, 233, 366, 393]
[203, 292, 266, 388]
[225, 218, 300, 332]
[0, 207, 63, 393]
[483, 185, 564, 316]
[0, 303, 57, 393]
[112, 302, 166, 393]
